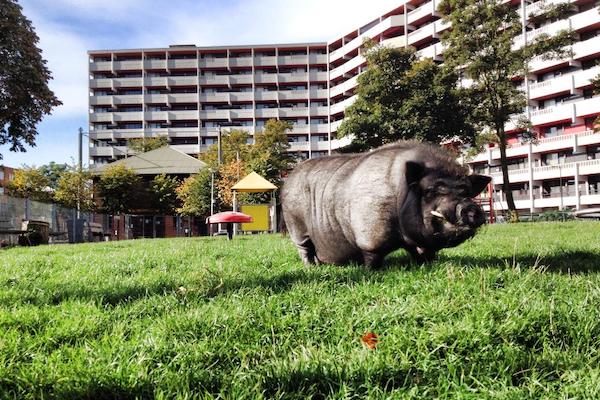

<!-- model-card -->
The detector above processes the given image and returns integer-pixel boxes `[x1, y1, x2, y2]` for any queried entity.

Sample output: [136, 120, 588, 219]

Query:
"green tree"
[337, 40, 476, 151]
[127, 136, 169, 153]
[6, 167, 53, 202]
[0, 0, 61, 160]
[54, 167, 95, 211]
[200, 129, 251, 167]
[249, 119, 294, 188]
[39, 162, 69, 189]
[176, 168, 215, 217]
[97, 164, 142, 214]
[150, 174, 181, 214]
[439, 0, 576, 219]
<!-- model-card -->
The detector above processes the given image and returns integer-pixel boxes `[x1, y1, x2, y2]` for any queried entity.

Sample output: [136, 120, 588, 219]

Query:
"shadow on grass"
[438, 249, 600, 274]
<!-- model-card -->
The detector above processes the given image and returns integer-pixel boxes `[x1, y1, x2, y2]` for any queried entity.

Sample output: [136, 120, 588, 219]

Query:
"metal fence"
[0, 195, 204, 246]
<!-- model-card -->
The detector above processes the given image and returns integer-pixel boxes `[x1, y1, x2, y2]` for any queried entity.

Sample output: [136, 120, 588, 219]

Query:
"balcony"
[199, 92, 230, 102]
[167, 59, 198, 69]
[308, 54, 328, 64]
[144, 59, 167, 69]
[89, 79, 113, 89]
[89, 61, 112, 72]
[229, 57, 252, 67]
[279, 73, 309, 83]
[169, 110, 198, 120]
[330, 95, 357, 115]
[200, 109, 230, 119]
[255, 109, 279, 119]
[255, 74, 277, 84]
[113, 77, 143, 88]
[330, 54, 365, 81]
[112, 94, 143, 105]
[407, 1, 436, 25]
[279, 90, 311, 101]
[144, 76, 168, 87]
[278, 55, 309, 65]
[489, 159, 600, 185]
[144, 111, 168, 120]
[416, 42, 444, 61]
[113, 60, 143, 70]
[168, 76, 198, 86]
[170, 144, 199, 154]
[229, 75, 253, 85]
[230, 92, 253, 102]
[408, 23, 437, 46]
[89, 96, 113, 106]
[200, 75, 229, 85]
[168, 93, 198, 103]
[113, 111, 143, 122]
[330, 76, 358, 98]
[329, 15, 404, 63]
[89, 113, 113, 123]
[199, 58, 228, 68]
[280, 108, 309, 118]
[254, 91, 278, 101]
[310, 106, 329, 117]
[254, 56, 277, 66]
[229, 109, 253, 119]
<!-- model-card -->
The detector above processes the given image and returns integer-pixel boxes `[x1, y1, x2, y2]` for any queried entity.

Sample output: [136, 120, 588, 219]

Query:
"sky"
[0, 0, 401, 168]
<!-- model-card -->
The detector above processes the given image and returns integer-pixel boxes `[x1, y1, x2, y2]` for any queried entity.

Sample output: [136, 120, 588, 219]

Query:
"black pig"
[281, 141, 491, 268]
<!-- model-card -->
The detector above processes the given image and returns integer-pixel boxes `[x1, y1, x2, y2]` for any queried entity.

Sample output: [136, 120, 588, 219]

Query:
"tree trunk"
[497, 128, 519, 222]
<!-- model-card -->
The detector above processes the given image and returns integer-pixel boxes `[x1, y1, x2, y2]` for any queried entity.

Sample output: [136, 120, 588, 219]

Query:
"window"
[0, 187, 4, 195]
[0, 170, 4, 180]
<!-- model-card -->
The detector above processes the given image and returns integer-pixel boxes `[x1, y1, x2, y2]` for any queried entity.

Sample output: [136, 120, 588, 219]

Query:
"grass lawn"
[1, 221, 600, 399]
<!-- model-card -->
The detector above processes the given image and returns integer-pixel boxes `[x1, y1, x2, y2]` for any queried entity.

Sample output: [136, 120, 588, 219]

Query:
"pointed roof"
[94, 146, 207, 175]
[232, 171, 277, 192]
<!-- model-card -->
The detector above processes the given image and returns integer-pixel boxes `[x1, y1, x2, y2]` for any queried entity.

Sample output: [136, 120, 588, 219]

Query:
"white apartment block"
[88, 0, 600, 214]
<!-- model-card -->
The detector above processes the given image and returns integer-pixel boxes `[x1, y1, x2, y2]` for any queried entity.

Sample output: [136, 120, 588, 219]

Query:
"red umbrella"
[206, 211, 253, 240]
[206, 211, 253, 224]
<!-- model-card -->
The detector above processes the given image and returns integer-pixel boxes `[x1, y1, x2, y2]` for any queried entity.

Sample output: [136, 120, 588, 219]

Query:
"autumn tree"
[439, 0, 576, 219]
[337, 40, 476, 151]
[200, 129, 251, 167]
[149, 174, 181, 214]
[54, 167, 95, 211]
[127, 136, 169, 153]
[249, 119, 294, 188]
[176, 168, 215, 217]
[6, 167, 52, 202]
[0, 0, 61, 160]
[216, 159, 249, 207]
[96, 164, 143, 214]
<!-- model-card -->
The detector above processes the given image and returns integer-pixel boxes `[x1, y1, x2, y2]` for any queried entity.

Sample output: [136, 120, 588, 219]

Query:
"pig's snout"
[456, 202, 485, 228]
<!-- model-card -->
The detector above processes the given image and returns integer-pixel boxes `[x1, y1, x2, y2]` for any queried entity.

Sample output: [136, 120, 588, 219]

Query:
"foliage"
[54, 167, 95, 211]
[2, 222, 600, 398]
[0, 0, 61, 160]
[6, 167, 53, 202]
[249, 119, 294, 189]
[201, 130, 251, 167]
[438, 0, 576, 215]
[38, 162, 69, 189]
[533, 209, 574, 222]
[149, 174, 181, 214]
[337, 40, 476, 151]
[127, 136, 169, 153]
[216, 159, 249, 207]
[176, 168, 215, 217]
[96, 164, 142, 214]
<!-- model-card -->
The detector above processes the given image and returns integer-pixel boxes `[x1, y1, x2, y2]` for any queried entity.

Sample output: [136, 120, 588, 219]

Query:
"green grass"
[1, 221, 600, 399]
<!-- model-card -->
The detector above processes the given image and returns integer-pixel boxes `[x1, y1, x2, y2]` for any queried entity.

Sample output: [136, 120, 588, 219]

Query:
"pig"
[281, 141, 491, 269]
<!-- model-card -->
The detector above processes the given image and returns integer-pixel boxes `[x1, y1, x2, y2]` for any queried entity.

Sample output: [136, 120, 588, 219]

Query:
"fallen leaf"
[361, 332, 379, 350]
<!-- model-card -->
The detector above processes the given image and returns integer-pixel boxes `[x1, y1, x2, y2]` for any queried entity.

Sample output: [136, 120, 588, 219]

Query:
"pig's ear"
[406, 161, 425, 186]
[468, 175, 492, 197]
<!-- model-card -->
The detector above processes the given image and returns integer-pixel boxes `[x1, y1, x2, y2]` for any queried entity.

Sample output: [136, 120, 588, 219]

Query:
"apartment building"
[88, 0, 600, 213]
[0, 165, 17, 196]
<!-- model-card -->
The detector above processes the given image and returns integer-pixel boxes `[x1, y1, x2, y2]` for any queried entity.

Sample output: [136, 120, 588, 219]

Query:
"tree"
[337, 40, 476, 151]
[54, 167, 95, 211]
[150, 174, 181, 214]
[176, 168, 215, 217]
[6, 167, 53, 202]
[249, 119, 294, 188]
[439, 0, 575, 219]
[0, 0, 61, 160]
[216, 159, 248, 207]
[127, 136, 169, 153]
[96, 164, 142, 214]
[39, 162, 69, 189]
[200, 129, 251, 167]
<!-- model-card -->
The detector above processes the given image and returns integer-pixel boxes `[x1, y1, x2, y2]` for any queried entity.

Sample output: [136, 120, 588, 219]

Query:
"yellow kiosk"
[231, 172, 278, 234]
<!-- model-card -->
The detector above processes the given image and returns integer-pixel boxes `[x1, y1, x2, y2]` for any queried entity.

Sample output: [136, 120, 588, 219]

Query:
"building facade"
[0, 165, 17, 196]
[88, 0, 600, 213]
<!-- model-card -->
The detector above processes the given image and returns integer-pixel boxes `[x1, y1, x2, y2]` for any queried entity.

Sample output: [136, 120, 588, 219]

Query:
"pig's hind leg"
[294, 237, 318, 265]
[285, 215, 318, 265]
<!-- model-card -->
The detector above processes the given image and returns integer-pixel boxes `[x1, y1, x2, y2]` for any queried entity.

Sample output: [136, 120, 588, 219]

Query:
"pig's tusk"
[430, 210, 445, 219]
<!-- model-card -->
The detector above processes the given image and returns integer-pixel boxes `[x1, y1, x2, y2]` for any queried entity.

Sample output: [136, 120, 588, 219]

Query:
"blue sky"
[0, 0, 400, 168]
